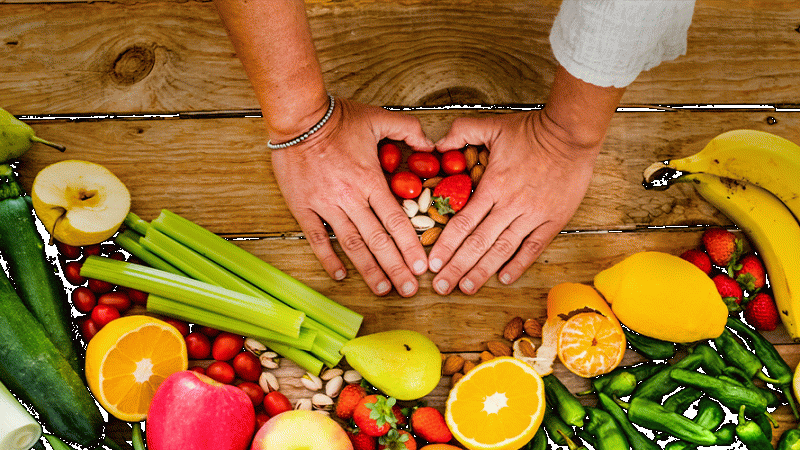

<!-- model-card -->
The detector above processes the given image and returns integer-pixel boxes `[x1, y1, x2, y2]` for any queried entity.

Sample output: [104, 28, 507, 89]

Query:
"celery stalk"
[151, 209, 362, 339]
[124, 212, 151, 236]
[114, 230, 184, 275]
[146, 295, 317, 350]
[265, 341, 324, 375]
[80, 256, 304, 338]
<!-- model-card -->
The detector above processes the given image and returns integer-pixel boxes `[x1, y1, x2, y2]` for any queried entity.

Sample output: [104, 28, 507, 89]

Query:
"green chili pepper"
[663, 440, 694, 450]
[583, 406, 629, 450]
[693, 397, 726, 431]
[584, 362, 665, 397]
[669, 368, 768, 415]
[623, 326, 676, 360]
[723, 366, 781, 407]
[43, 435, 73, 450]
[736, 405, 774, 449]
[559, 429, 589, 450]
[597, 393, 660, 450]
[542, 403, 573, 446]
[663, 387, 703, 413]
[617, 396, 718, 446]
[714, 423, 737, 446]
[543, 374, 586, 428]
[778, 427, 800, 450]
[633, 343, 721, 401]
[727, 317, 799, 419]
[132, 422, 146, 450]
[714, 328, 781, 383]
[524, 426, 547, 450]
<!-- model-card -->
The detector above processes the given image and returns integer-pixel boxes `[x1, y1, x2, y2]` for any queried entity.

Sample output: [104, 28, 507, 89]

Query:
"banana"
[644, 129, 800, 222]
[683, 173, 800, 340]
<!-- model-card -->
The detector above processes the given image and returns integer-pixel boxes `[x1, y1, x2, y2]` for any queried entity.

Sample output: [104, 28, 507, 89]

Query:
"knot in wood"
[110, 44, 155, 85]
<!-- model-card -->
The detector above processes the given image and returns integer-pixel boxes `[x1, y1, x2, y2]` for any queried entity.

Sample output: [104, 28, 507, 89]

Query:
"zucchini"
[0, 269, 104, 447]
[0, 165, 80, 374]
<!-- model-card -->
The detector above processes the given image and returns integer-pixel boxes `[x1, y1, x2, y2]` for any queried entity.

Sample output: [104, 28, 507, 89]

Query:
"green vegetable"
[693, 397, 726, 431]
[713, 423, 737, 446]
[43, 435, 73, 450]
[727, 316, 799, 419]
[523, 426, 547, 450]
[723, 366, 781, 407]
[714, 328, 781, 383]
[582, 407, 629, 450]
[115, 229, 183, 275]
[132, 422, 146, 450]
[0, 379, 42, 450]
[778, 426, 800, 450]
[584, 361, 665, 397]
[0, 108, 65, 162]
[0, 269, 104, 447]
[633, 343, 719, 401]
[662, 387, 703, 413]
[735, 405, 773, 450]
[543, 374, 586, 428]
[622, 326, 676, 360]
[669, 368, 768, 415]
[560, 429, 589, 450]
[596, 392, 660, 450]
[618, 396, 717, 446]
[542, 403, 573, 446]
[0, 165, 80, 374]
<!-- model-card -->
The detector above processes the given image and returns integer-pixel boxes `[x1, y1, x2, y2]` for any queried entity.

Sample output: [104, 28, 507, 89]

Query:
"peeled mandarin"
[593, 251, 727, 343]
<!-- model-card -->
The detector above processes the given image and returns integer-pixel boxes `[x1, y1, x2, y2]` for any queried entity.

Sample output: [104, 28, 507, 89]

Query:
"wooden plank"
[1, 0, 800, 115]
[15, 110, 800, 235]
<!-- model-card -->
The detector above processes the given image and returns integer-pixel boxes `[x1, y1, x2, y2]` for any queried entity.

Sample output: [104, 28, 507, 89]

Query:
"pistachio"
[312, 393, 334, 410]
[320, 368, 343, 381]
[402, 199, 419, 218]
[259, 352, 279, 369]
[417, 188, 432, 214]
[343, 370, 363, 384]
[258, 371, 279, 392]
[301, 372, 323, 391]
[295, 398, 312, 411]
[411, 215, 435, 231]
[325, 375, 344, 398]
[244, 338, 267, 355]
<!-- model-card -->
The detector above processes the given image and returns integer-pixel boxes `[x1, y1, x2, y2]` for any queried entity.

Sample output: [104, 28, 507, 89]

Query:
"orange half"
[557, 312, 626, 378]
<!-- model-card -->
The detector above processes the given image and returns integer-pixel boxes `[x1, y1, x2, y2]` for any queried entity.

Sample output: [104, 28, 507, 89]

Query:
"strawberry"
[702, 228, 743, 269]
[335, 383, 367, 420]
[391, 404, 408, 427]
[348, 427, 378, 450]
[353, 395, 398, 437]
[712, 273, 744, 311]
[734, 253, 767, 292]
[744, 292, 780, 331]
[680, 248, 712, 275]
[432, 174, 472, 214]
[410, 406, 452, 444]
[378, 429, 417, 450]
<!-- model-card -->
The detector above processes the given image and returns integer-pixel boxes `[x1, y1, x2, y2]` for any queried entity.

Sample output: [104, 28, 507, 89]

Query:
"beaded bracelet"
[267, 94, 335, 150]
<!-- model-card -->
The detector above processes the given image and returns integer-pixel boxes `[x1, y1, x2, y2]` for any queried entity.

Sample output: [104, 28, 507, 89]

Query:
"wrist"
[267, 94, 335, 149]
[264, 90, 331, 144]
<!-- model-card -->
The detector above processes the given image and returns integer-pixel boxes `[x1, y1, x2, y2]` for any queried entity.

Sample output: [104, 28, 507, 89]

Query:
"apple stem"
[30, 136, 66, 152]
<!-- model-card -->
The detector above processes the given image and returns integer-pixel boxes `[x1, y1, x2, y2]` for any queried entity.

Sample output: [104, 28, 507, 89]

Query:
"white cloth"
[549, 0, 696, 88]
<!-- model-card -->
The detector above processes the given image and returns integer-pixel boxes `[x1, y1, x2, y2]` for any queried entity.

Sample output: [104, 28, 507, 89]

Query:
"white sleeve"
[549, 0, 696, 88]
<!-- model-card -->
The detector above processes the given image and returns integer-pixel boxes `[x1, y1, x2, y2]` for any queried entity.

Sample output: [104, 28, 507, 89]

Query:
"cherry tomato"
[199, 326, 221, 338]
[205, 361, 236, 384]
[97, 291, 132, 313]
[232, 351, 262, 382]
[189, 365, 206, 375]
[124, 287, 149, 306]
[63, 261, 86, 285]
[407, 152, 440, 178]
[71, 286, 97, 313]
[390, 171, 423, 199]
[255, 410, 270, 429]
[79, 317, 100, 341]
[237, 381, 265, 406]
[83, 244, 103, 257]
[441, 150, 467, 174]
[56, 241, 82, 260]
[87, 278, 114, 295]
[185, 332, 212, 360]
[212, 332, 245, 361]
[379, 142, 402, 173]
[101, 243, 121, 255]
[263, 391, 292, 417]
[107, 251, 126, 261]
[91, 304, 120, 329]
[163, 318, 191, 337]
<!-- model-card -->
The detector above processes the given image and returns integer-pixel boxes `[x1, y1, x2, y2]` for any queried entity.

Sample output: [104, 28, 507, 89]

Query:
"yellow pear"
[31, 160, 130, 246]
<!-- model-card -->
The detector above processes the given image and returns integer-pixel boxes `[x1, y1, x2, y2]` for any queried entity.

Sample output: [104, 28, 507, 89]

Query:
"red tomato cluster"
[379, 141, 470, 199]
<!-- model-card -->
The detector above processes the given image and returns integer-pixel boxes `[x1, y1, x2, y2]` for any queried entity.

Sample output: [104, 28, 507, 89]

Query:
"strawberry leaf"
[433, 196, 455, 215]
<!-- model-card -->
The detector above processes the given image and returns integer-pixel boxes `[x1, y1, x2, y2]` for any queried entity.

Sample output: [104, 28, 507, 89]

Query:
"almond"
[516, 338, 537, 358]
[422, 176, 443, 189]
[451, 372, 464, 387]
[442, 354, 465, 376]
[470, 164, 484, 186]
[524, 318, 543, 338]
[486, 340, 512, 357]
[462, 360, 477, 374]
[503, 316, 524, 341]
[428, 207, 449, 225]
[420, 227, 442, 246]
[480, 350, 494, 362]
[478, 149, 489, 166]
[464, 145, 479, 170]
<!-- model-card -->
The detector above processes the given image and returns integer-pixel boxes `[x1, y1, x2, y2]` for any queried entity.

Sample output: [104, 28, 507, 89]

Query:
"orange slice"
[557, 312, 626, 378]
[85, 315, 188, 421]
[445, 357, 545, 450]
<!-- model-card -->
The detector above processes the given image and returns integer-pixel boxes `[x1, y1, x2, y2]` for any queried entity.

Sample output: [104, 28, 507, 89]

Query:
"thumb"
[373, 108, 435, 151]
[435, 116, 495, 151]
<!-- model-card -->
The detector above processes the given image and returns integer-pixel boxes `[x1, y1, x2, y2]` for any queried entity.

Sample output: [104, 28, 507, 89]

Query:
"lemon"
[593, 251, 727, 343]
[793, 361, 800, 404]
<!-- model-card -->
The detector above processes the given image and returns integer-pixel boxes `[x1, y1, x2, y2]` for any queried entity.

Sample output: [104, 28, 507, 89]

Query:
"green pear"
[1, 107, 65, 163]
[340, 329, 442, 400]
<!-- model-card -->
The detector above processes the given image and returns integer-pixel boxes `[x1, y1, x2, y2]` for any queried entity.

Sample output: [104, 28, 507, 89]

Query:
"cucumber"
[0, 269, 104, 447]
[0, 165, 81, 374]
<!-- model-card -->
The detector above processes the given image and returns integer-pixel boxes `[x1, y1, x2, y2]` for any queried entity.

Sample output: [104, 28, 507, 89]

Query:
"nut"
[343, 370, 362, 384]
[464, 145, 479, 170]
[301, 372, 323, 391]
[325, 375, 344, 398]
[480, 351, 495, 362]
[503, 316, 525, 341]
[478, 149, 489, 166]
[442, 354, 465, 376]
[259, 352, 279, 369]
[462, 360, 477, 374]
[524, 318, 543, 338]
[259, 371, 279, 392]
[422, 176, 443, 189]
[427, 207, 449, 225]
[321, 368, 343, 381]
[514, 337, 537, 358]
[295, 398, 312, 411]
[451, 372, 464, 387]
[486, 340, 512, 357]
[244, 338, 267, 355]
[470, 164, 484, 185]
[411, 215, 436, 231]
[420, 227, 442, 246]
[312, 393, 334, 410]
[418, 188, 432, 214]
[402, 199, 419, 218]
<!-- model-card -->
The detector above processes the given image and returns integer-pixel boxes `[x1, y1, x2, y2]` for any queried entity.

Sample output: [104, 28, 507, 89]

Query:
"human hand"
[270, 97, 434, 297]
[427, 110, 602, 295]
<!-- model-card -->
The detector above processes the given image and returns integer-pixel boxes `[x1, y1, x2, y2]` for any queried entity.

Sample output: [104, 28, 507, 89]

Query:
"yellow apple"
[251, 410, 353, 450]
[31, 160, 130, 246]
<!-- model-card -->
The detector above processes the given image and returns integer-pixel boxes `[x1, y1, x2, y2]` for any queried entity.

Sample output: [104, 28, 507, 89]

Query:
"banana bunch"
[644, 129, 800, 340]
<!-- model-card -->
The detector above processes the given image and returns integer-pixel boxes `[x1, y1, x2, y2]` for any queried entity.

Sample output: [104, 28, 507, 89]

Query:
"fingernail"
[436, 279, 449, 294]
[401, 282, 415, 296]
[499, 273, 511, 284]
[430, 258, 443, 272]
[461, 278, 474, 292]
[376, 281, 391, 294]
[413, 259, 427, 274]
[334, 269, 345, 280]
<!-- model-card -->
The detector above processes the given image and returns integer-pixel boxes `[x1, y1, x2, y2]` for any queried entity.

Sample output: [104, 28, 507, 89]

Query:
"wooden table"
[4, 0, 800, 447]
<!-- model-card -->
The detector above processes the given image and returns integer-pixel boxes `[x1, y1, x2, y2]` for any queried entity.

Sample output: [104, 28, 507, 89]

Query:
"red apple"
[251, 410, 353, 450]
[146, 370, 255, 450]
